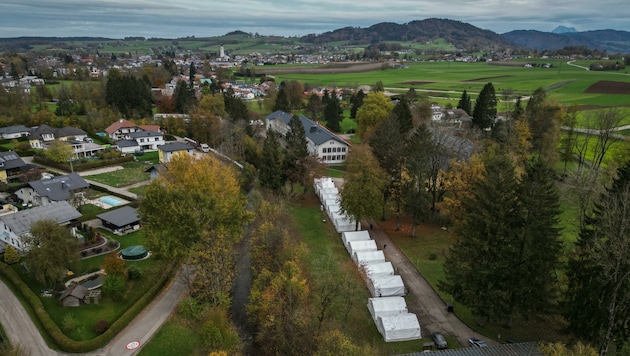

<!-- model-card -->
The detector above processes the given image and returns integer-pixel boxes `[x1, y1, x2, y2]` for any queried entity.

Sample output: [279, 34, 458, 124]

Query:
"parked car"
[468, 337, 488, 347]
[431, 332, 448, 349]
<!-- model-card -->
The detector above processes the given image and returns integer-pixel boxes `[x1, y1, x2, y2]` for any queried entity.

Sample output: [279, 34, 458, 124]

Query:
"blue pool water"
[99, 195, 125, 206]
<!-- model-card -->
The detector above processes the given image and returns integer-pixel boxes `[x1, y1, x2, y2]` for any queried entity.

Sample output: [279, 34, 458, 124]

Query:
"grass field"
[83, 161, 151, 187]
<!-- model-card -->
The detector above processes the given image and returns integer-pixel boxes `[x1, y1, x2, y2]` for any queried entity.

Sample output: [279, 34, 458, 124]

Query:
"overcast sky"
[2, 0, 629, 39]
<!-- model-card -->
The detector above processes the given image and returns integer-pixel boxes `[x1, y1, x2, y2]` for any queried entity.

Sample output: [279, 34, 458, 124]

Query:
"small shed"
[96, 206, 140, 235]
[59, 284, 87, 307]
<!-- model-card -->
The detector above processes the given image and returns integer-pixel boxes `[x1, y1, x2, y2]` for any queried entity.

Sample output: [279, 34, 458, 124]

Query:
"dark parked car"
[431, 332, 448, 349]
[468, 337, 488, 347]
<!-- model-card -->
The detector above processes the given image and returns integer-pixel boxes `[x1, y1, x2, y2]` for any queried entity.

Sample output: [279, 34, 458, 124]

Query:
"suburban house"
[0, 151, 28, 184]
[15, 173, 89, 207]
[96, 206, 140, 235]
[105, 119, 161, 141]
[0, 125, 31, 139]
[157, 142, 196, 163]
[29, 124, 88, 149]
[115, 130, 165, 153]
[265, 110, 351, 164]
[0, 201, 82, 253]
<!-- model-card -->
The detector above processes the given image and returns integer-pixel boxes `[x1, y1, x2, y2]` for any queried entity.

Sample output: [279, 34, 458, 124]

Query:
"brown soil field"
[258, 62, 384, 75]
[584, 80, 630, 94]
[464, 75, 511, 82]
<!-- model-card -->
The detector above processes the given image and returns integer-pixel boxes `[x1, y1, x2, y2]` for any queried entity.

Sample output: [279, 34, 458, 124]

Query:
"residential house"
[0, 151, 27, 183]
[0, 125, 31, 139]
[157, 142, 196, 163]
[0, 201, 82, 253]
[15, 173, 89, 207]
[96, 206, 140, 235]
[265, 110, 351, 164]
[105, 119, 161, 141]
[29, 124, 88, 149]
[115, 130, 165, 153]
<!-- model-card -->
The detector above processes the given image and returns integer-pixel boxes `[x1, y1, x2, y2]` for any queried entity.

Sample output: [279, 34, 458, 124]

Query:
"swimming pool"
[99, 195, 126, 207]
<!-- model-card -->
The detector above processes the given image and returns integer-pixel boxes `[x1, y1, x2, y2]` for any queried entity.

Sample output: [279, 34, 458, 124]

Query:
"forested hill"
[502, 29, 630, 53]
[300, 18, 516, 51]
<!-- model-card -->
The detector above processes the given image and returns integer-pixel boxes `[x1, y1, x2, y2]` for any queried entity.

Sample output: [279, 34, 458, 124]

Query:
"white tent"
[326, 204, 341, 216]
[342, 230, 370, 244]
[320, 192, 339, 202]
[347, 240, 377, 256]
[314, 177, 335, 194]
[361, 261, 395, 280]
[367, 297, 408, 321]
[353, 250, 386, 266]
[335, 220, 358, 233]
[368, 275, 405, 297]
[376, 313, 421, 342]
[324, 199, 339, 209]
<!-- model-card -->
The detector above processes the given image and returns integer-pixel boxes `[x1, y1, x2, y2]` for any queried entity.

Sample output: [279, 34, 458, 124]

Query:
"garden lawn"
[137, 317, 201, 356]
[83, 161, 151, 187]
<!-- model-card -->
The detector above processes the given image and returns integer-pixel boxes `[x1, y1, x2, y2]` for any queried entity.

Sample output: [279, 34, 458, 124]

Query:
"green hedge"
[0, 261, 176, 352]
[33, 155, 134, 173]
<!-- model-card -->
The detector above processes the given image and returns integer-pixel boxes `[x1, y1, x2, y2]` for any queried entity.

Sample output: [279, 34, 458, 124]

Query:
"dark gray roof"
[0, 201, 82, 235]
[0, 151, 26, 170]
[29, 124, 56, 139]
[265, 110, 348, 146]
[59, 284, 87, 301]
[96, 206, 139, 228]
[55, 126, 86, 137]
[28, 173, 89, 201]
[29, 124, 85, 140]
[399, 342, 542, 356]
[80, 275, 103, 290]
[0, 125, 31, 135]
[127, 131, 163, 139]
[145, 163, 167, 173]
[116, 140, 139, 148]
[158, 141, 195, 152]
[429, 127, 476, 160]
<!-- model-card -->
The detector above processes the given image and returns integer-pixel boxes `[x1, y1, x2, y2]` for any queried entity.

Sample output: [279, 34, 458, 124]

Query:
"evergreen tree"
[305, 93, 324, 120]
[284, 115, 309, 191]
[512, 96, 525, 119]
[324, 95, 342, 132]
[224, 88, 249, 122]
[188, 63, 196, 88]
[405, 87, 418, 102]
[403, 124, 433, 236]
[390, 97, 413, 134]
[273, 87, 291, 112]
[350, 90, 365, 119]
[564, 161, 630, 354]
[457, 90, 472, 115]
[259, 130, 285, 191]
[174, 80, 196, 114]
[471, 83, 497, 130]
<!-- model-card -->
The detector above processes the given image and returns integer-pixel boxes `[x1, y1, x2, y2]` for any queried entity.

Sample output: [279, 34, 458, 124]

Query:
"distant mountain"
[502, 29, 630, 52]
[552, 26, 578, 34]
[301, 18, 515, 51]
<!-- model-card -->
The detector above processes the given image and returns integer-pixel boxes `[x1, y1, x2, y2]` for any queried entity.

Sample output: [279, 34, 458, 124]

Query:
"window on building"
[342, 155, 346, 160]
[341, 147, 346, 152]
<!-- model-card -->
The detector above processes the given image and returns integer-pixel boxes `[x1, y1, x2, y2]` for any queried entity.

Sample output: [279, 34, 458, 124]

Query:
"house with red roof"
[104, 119, 161, 141]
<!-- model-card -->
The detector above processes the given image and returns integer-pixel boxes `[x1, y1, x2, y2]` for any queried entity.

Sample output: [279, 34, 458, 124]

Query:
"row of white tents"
[314, 177, 421, 343]
[314, 177, 359, 232]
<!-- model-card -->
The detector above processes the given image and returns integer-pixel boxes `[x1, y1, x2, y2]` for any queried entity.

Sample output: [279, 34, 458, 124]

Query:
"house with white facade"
[0, 201, 81, 253]
[0, 125, 31, 139]
[104, 119, 161, 141]
[29, 124, 88, 149]
[115, 131, 165, 153]
[157, 142, 196, 163]
[15, 173, 89, 207]
[265, 110, 351, 164]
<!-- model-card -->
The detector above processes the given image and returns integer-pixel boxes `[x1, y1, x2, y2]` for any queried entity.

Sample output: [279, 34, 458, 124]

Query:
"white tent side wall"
[347, 240, 377, 256]
[368, 275, 406, 297]
[361, 261, 395, 280]
[367, 297, 408, 321]
[353, 250, 386, 266]
[376, 313, 421, 342]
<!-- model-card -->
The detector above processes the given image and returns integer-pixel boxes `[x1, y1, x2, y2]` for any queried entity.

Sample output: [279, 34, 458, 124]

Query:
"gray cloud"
[1, 0, 628, 38]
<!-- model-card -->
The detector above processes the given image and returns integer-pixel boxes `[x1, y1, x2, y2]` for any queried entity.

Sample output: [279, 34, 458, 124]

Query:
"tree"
[561, 105, 580, 175]
[457, 90, 472, 115]
[403, 124, 433, 236]
[356, 92, 393, 139]
[324, 94, 342, 132]
[437, 154, 485, 224]
[442, 153, 562, 324]
[472, 83, 497, 130]
[390, 97, 413, 134]
[284, 80, 304, 110]
[305, 93, 324, 121]
[273, 86, 290, 113]
[349, 90, 365, 119]
[372, 80, 384, 92]
[525, 88, 563, 165]
[139, 154, 248, 261]
[259, 130, 285, 192]
[3, 244, 20, 264]
[102, 252, 127, 278]
[565, 161, 630, 355]
[284, 115, 309, 192]
[174, 79, 196, 114]
[339, 145, 387, 230]
[538, 342, 598, 356]
[102, 274, 126, 302]
[23, 219, 80, 286]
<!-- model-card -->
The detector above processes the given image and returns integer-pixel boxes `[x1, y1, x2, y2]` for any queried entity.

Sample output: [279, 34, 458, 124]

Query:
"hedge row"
[0, 261, 177, 353]
[33, 155, 134, 173]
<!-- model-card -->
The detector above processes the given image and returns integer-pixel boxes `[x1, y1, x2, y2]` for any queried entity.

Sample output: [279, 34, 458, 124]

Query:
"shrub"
[127, 264, 141, 280]
[3, 245, 20, 265]
[202, 308, 241, 352]
[62, 312, 79, 333]
[107, 239, 118, 248]
[102, 275, 126, 302]
[94, 319, 109, 334]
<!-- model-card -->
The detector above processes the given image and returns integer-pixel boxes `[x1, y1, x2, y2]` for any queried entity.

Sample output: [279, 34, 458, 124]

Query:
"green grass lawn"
[83, 161, 151, 187]
[137, 318, 201, 356]
[326, 165, 346, 178]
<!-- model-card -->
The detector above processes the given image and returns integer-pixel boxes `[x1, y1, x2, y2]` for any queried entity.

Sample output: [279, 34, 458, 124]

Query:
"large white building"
[265, 111, 350, 164]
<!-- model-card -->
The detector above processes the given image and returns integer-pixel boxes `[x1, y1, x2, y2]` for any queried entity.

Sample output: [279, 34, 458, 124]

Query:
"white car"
[468, 337, 487, 347]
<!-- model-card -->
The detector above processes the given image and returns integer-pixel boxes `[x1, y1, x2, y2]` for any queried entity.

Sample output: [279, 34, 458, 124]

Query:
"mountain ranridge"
[502, 28, 630, 52]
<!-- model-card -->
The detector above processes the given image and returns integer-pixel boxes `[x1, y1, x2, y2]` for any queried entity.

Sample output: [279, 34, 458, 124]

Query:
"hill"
[502, 29, 630, 53]
[300, 18, 516, 51]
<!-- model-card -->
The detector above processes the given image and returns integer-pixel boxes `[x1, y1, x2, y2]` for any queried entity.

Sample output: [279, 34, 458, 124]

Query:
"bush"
[102, 275, 126, 302]
[3, 245, 20, 265]
[94, 319, 109, 334]
[202, 308, 241, 352]
[62, 312, 79, 333]
[127, 264, 141, 280]
[178, 297, 204, 320]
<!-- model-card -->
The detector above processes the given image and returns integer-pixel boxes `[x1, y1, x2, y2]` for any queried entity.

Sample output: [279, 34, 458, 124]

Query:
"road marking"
[126, 340, 141, 350]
